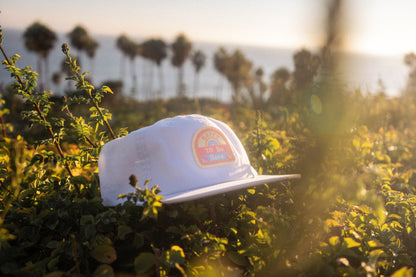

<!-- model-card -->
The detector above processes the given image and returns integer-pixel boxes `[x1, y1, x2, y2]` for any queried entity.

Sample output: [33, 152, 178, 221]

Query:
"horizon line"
[2, 26, 407, 58]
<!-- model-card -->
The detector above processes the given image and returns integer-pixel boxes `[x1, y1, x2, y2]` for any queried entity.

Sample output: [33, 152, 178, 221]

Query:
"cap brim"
[161, 174, 301, 204]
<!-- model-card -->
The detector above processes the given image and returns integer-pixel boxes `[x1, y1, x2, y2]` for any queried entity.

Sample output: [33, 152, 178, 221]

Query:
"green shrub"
[1, 28, 416, 277]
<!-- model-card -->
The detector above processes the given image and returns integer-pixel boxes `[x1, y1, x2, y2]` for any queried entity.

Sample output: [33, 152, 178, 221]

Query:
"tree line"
[19, 21, 331, 107]
[19, 21, 416, 107]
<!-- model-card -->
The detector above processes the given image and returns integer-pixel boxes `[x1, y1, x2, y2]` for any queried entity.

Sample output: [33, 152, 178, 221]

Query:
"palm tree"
[226, 50, 253, 102]
[85, 37, 99, 76]
[125, 40, 141, 96]
[116, 34, 141, 95]
[141, 39, 155, 99]
[141, 38, 167, 98]
[249, 67, 267, 108]
[68, 25, 99, 74]
[292, 49, 320, 90]
[269, 67, 291, 106]
[116, 34, 130, 79]
[191, 50, 206, 98]
[68, 25, 89, 62]
[23, 21, 57, 90]
[171, 33, 192, 97]
[213, 47, 230, 100]
[404, 52, 416, 96]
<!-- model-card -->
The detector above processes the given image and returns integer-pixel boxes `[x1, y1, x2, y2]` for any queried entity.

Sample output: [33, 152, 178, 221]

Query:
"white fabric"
[98, 114, 300, 206]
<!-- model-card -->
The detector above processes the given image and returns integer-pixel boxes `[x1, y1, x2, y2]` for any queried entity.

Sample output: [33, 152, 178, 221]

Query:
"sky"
[1, 0, 416, 56]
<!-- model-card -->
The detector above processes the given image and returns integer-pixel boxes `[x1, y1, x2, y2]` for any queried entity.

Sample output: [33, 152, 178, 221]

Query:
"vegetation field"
[2, 18, 416, 277]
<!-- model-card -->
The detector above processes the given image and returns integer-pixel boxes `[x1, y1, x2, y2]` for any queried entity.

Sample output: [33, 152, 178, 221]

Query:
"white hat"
[98, 114, 300, 206]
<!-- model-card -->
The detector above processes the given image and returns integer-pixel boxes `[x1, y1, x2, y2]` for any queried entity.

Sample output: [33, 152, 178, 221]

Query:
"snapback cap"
[98, 114, 300, 206]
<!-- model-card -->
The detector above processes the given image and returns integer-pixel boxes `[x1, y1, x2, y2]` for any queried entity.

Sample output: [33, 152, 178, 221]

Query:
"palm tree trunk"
[120, 55, 126, 80]
[193, 71, 199, 99]
[177, 66, 185, 97]
[141, 59, 146, 99]
[38, 55, 44, 91]
[130, 58, 137, 96]
[45, 55, 50, 91]
[215, 76, 225, 102]
[157, 65, 164, 99]
[89, 57, 95, 83]
[149, 63, 155, 100]
[143, 60, 153, 100]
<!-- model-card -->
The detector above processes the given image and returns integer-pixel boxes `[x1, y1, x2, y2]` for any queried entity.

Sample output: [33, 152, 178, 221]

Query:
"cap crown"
[99, 114, 256, 205]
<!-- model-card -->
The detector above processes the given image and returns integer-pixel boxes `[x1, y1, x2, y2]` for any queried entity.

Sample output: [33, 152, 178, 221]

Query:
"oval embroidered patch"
[192, 126, 236, 168]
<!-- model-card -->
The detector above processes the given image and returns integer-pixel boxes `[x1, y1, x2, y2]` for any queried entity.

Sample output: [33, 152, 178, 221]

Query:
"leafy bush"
[1, 29, 416, 277]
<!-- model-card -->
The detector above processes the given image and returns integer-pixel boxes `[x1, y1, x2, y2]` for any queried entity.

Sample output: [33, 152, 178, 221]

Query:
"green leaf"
[99, 86, 113, 95]
[167, 209, 178, 218]
[117, 225, 133, 240]
[46, 240, 59, 249]
[80, 214, 94, 225]
[352, 137, 360, 150]
[134, 252, 155, 273]
[166, 245, 185, 266]
[368, 240, 384, 248]
[329, 236, 340, 246]
[247, 188, 256, 194]
[255, 228, 268, 244]
[90, 245, 117, 264]
[227, 251, 249, 267]
[364, 249, 385, 273]
[133, 233, 145, 248]
[93, 264, 114, 277]
[230, 227, 238, 235]
[47, 257, 60, 271]
[391, 267, 414, 277]
[84, 224, 96, 240]
[390, 221, 404, 231]
[375, 206, 387, 225]
[361, 140, 372, 148]
[343, 237, 360, 248]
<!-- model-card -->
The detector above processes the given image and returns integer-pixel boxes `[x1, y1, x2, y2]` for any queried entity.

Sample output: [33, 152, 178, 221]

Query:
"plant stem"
[70, 234, 81, 277]
[62, 43, 116, 140]
[0, 44, 24, 85]
[0, 36, 81, 195]
[62, 104, 97, 148]
[0, 114, 7, 138]
[92, 99, 116, 139]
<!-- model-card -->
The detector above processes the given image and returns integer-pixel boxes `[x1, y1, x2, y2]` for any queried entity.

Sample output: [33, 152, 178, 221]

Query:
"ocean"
[0, 28, 409, 102]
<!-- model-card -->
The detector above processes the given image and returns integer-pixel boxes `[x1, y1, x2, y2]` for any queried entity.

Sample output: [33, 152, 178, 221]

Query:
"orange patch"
[192, 126, 236, 168]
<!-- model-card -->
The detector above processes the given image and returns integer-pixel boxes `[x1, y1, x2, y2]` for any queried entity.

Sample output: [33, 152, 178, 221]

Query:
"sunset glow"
[2, 0, 416, 56]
